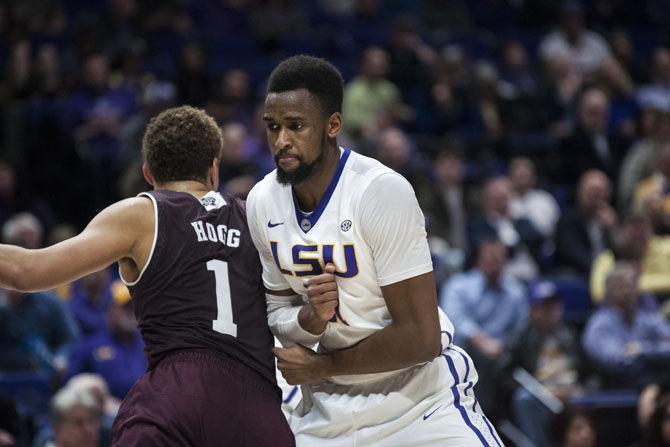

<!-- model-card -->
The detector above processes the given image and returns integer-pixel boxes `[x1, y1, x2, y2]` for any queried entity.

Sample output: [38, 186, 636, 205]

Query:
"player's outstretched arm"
[274, 272, 441, 384]
[0, 197, 153, 292]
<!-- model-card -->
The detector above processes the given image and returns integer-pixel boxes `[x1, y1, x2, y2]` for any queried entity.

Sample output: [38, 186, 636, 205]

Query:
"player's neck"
[156, 180, 212, 200]
[293, 145, 340, 211]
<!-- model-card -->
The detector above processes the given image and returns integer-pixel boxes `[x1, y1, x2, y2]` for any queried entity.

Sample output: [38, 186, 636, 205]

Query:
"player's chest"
[265, 203, 364, 281]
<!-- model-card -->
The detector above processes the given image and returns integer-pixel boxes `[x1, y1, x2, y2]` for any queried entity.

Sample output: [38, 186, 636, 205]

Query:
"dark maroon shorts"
[110, 350, 295, 447]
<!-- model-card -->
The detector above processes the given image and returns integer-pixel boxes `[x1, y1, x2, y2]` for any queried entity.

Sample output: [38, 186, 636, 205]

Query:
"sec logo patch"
[340, 220, 352, 232]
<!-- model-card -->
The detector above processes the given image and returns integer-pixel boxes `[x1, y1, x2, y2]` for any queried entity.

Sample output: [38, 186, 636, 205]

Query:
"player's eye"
[289, 123, 303, 130]
[266, 123, 279, 131]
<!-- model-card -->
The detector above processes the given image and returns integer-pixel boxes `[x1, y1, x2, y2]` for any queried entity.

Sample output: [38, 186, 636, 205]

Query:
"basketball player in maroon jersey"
[0, 106, 294, 446]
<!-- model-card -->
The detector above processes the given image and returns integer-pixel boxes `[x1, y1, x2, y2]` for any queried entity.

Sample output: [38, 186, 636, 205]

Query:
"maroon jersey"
[123, 190, 275, 388]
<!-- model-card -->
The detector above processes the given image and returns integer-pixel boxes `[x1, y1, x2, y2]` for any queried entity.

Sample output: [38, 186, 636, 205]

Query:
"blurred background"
[0, 0, 669, 446]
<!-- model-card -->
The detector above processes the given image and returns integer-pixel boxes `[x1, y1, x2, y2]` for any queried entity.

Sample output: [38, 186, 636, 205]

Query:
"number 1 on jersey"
[207, 260, 238, 337]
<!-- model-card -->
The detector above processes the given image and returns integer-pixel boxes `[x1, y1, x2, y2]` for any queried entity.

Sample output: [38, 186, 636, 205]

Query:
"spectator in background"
[0, 161, 55, 237]
[590, 213, 670, 303]
[207, 68, 254, 127]
[176, 42, 210, 107]
[342, 46, 411, 141]
[0, 214, 79, 376]
[540, 50, 583, 140]
[539, 0, 612, 79]
[250, 0, 309, 53]
[68, 269, 113, 337]
[63, 52, 137, 211]
[508, 156, 561, 238]
[498, 280, 584, 447]
[439, 238, 528, 415]
[385, 15, 436, 98]
[66, 284, 145, 400]
[619, 104, 670, 212]
[551, 406, 597, 447]
[558, 87, 627, 186]
[582, 262, 670, 389]
[371, 126, 426, 184]
[120, 80, 177, 166]
[411, 44, 470, 134]
[66, 373, 119, 432]
[48, 386, 101, 447]
[634, 141, 670, 221]
[416, 139, 469, 277]
[468, 176, 544, 281]
[555, 170, 616, 276]
[636, 47, 670, 113]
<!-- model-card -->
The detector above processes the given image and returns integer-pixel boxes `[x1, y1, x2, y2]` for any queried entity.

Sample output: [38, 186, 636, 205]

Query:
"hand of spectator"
[273, 344, 329, 385]
[471, 334, 503, 359]
[306, 263, 339, 322]
[594, 201, 617, 228]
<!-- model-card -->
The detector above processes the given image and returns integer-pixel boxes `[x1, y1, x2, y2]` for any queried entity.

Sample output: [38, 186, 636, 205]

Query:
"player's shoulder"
[344, 150, 407, 188]
[248, 170, 282, 203]
[345, 150, 414, 196]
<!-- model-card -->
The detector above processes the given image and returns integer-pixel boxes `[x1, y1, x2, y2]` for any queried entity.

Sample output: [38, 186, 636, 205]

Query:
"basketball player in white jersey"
[247, 55, 504, 446]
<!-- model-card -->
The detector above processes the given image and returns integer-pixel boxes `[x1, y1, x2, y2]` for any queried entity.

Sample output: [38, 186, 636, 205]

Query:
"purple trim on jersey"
[293, 149, 351, 233]
[283, 385, 299, 405]
[442, 353, 491, 447]
[454, 349, 503, 447]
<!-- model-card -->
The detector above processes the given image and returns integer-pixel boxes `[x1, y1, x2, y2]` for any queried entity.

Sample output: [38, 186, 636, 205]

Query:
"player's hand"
[306, 263, 339, 322]
[273, 344, 331, 385]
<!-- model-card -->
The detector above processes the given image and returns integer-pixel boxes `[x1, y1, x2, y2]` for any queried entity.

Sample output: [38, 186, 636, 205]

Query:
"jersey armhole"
[119, 192, 158, 287]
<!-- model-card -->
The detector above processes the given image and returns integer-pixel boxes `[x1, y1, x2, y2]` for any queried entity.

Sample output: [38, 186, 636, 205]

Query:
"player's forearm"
[0, 245, 31, 290]
[298, 304, 329, 335]
[322, 322, 440, 377]
[266, 294, 325, 346]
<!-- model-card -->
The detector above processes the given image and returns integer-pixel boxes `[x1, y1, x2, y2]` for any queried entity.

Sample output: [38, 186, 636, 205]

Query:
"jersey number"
[207, 260, 238, 337]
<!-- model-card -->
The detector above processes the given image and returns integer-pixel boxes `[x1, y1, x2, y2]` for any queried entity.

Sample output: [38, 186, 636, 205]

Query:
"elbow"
[414, 324, 442, 362]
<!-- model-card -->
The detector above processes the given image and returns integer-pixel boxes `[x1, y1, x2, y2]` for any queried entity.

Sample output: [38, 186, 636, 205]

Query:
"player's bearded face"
[275, 131, 326, 186]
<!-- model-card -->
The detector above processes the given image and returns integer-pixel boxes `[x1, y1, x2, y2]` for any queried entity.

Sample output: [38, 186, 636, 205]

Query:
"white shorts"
[289, 345, 504, 447]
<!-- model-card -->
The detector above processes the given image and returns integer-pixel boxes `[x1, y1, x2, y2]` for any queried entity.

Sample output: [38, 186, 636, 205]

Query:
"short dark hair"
[266, 55, 343, 116]
[142, 106, 222, 184]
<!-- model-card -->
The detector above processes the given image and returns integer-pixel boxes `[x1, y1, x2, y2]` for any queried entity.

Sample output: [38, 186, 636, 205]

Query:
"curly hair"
[266, 55, 343, 116]
[142, 106, 223, 184]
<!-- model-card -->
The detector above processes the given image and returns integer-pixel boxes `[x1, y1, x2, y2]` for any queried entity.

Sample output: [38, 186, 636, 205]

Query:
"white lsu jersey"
[247, 148, 455, 386]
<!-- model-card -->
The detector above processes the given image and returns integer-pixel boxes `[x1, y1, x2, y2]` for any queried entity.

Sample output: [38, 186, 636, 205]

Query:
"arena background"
[0, 1, 669, 446]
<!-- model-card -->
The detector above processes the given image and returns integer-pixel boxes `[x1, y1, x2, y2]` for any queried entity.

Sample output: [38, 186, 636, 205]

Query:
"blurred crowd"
[0, 0, 669, 446]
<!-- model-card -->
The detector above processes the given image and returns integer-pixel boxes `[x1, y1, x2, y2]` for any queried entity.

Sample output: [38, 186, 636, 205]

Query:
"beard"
[275, 135, 326, 186]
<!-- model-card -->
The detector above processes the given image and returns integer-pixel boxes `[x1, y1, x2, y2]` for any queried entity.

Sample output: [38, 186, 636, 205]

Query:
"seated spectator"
[66, 284, 145, 400]
[551, 406, 597, 447]
[342, 46, 411, 141]
[636, 47, 670, 113]
[582, 262, 670, 388]
[0, 214, 79, 376]
[508, 156, 561, 238]
[590, 214, 670, 303]
[468, 176, 544, 281]
[46, 386, 102, 447]
[634, 141, 670, 221]
[555, 170, 616, 276]
[439, 238, 528, 415]
[558, 87, 627, 186]
[66, 373, 118, 436]
[538, 0, 612, 79]
[618, 103, 670, 212]
[498, 280, 583, 446]
[68, 270, 114, 337]
[416, 141, 469, 280]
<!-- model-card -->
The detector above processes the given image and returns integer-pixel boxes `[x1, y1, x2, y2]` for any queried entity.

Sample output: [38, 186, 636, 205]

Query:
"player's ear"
[142, 163, 156, 188]
[326, 112, 342, 138]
